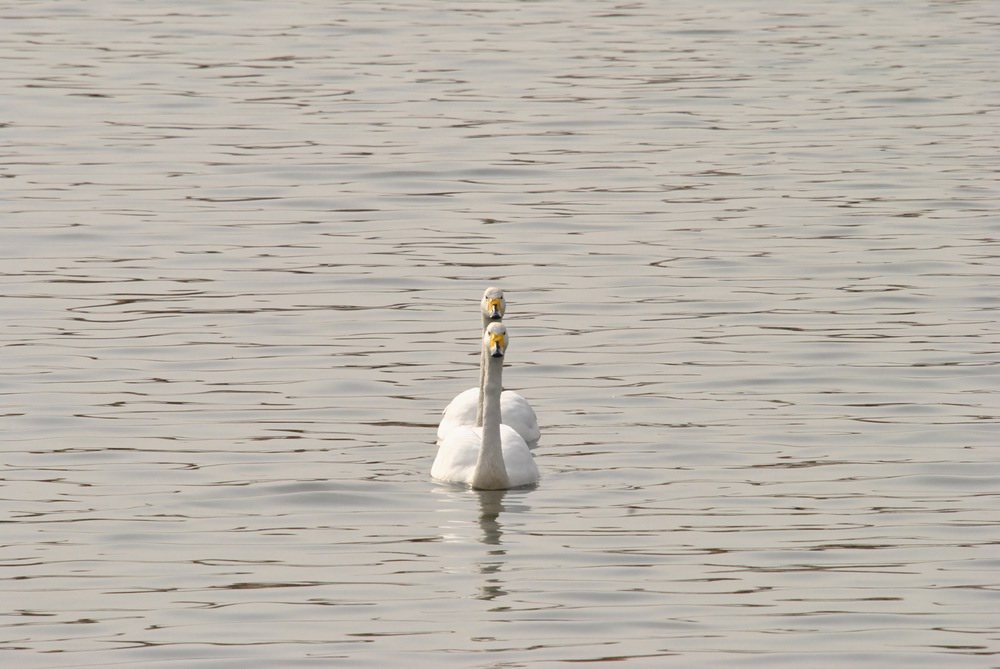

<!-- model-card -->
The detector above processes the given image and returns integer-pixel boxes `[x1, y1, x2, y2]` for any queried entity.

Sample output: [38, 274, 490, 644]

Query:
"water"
[2, 0, 999, 666]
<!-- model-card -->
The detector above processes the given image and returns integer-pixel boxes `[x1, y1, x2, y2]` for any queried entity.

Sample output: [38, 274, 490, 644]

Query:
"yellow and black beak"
[488, 331, 507, 358]
[487, 297, 503, 320]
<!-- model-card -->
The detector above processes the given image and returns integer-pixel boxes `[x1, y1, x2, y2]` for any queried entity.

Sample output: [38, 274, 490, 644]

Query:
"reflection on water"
[476, 490, 509, 601]
[477, 490, 508, 547]
[3, 0, 1000, 666]
[432, 486, 517, 601]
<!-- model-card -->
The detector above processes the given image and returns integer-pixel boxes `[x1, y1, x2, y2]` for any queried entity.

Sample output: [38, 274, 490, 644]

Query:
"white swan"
[432, 323, 539, 489]
[437, 287, 540, 447]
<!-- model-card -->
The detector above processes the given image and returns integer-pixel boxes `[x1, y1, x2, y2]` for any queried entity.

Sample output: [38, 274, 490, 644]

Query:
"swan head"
[484, 322, 508, 359]
[481, 287, 506, 321]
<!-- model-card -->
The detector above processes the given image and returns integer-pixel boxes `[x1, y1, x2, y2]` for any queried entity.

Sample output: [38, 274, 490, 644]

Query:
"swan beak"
[487, 298, 503, 320]
[488, 332, 506, 358]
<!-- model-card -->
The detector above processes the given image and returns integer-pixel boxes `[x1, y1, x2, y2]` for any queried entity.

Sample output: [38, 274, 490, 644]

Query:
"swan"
[436, 287, 540, 447]
[432, 322, 539, 489]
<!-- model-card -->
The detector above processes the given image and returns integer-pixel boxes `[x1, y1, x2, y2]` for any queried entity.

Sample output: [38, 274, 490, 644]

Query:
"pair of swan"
[436, 288, 540, 447]
[433, 288, 540, 490]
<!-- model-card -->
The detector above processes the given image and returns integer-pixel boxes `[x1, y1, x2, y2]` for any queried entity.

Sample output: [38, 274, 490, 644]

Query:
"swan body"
[433, 323, 539, 490]
[437, 287, 540, 447]
[432, 424, 538, 487]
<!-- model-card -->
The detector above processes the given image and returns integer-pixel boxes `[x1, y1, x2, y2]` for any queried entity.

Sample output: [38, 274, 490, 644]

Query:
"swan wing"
[437, 387, 478, 442]
[499, 424, 540, 487]
[500, 391, 540, 448]
[431, 425, 482, 484]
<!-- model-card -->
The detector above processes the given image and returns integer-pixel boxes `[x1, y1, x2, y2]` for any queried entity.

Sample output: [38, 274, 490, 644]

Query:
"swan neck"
[473, 352, 508, 489]
[476, 315, 488, 426]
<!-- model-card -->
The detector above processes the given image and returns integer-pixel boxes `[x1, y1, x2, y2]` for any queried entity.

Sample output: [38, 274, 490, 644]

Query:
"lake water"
[2, 0, 999, 667]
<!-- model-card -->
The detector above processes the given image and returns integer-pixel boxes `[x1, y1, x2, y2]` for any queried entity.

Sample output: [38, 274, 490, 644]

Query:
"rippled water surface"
[3, 1, 999, 667]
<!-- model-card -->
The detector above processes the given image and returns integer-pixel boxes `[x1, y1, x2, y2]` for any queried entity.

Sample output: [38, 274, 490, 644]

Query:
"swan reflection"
[432, 486, 534, 601]
[476, 489, 507, 600]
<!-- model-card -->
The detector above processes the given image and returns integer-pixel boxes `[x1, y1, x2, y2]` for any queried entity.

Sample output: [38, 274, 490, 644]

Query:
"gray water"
[2, 1, 999, 667]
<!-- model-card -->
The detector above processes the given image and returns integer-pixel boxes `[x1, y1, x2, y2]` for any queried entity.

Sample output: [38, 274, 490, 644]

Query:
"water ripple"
[3, 0, 999, 667]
